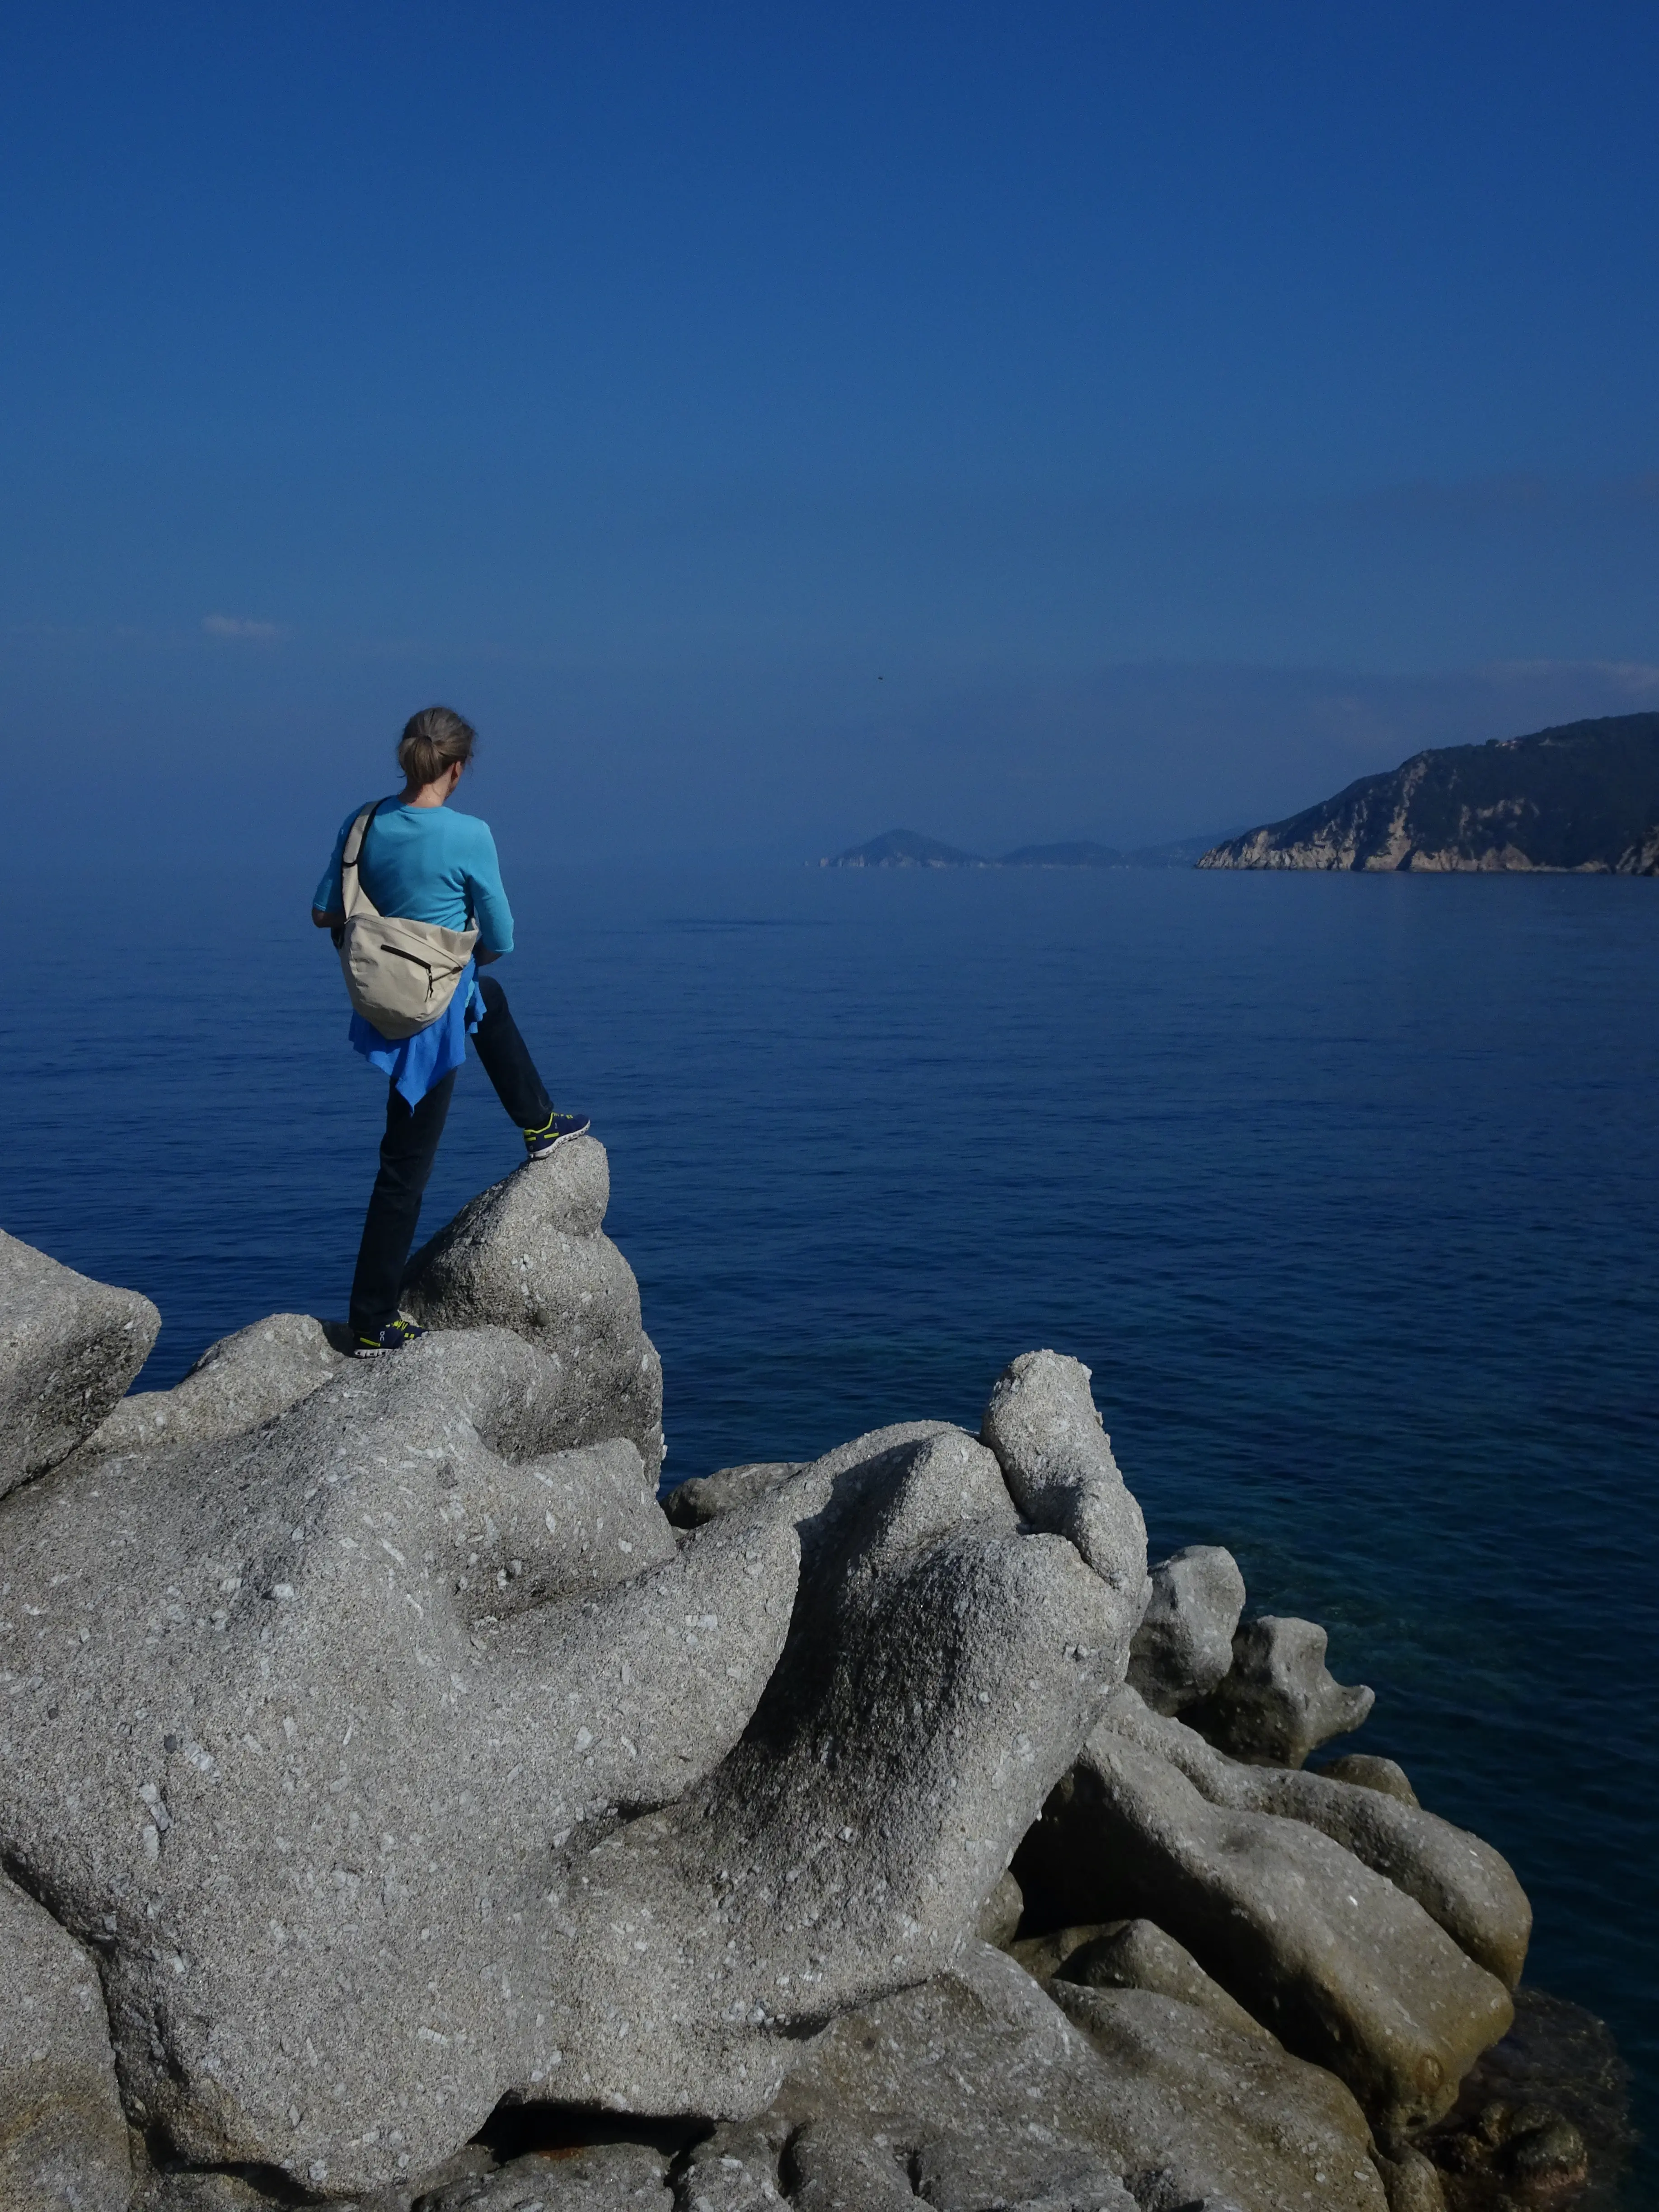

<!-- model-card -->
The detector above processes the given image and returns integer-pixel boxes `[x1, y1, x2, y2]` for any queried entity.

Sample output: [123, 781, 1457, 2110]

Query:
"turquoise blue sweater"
[314, 798, 515, 955]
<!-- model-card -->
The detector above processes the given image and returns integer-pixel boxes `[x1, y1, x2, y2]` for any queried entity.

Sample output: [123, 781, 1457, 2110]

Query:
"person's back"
[312, 705, 588, 1357]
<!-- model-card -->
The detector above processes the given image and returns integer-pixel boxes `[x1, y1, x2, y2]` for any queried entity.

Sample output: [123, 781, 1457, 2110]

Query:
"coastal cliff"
[1199, 712, 1659, 873]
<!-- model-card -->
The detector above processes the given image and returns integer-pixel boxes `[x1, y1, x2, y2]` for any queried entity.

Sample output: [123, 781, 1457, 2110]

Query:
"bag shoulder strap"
[340, 801, 384, 920]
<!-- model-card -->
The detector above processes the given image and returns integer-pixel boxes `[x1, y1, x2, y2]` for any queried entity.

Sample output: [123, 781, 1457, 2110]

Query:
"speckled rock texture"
[0, 1212, 1540, 2210]
[1104, 1691, 1529, 1985]
[739, 1940, 1387, 2212]
[0, 1315, 1148, 2194]
[661, 1461, 801, 1530]
[522, 1413, 1144, 2126]
[417, 2142, 674, 2211]
[0, 1327, 793, 2190]
[1185, 1613, 1374, 1768]
[0, 1224, 159, 1495]
[981, 1350, 1150, 1612]
[402, 1138, 665, 1480]
[1126, 1547, 1247, 1716]
[1014, 1715, 1514, 2131]
[86, 1311, 347, 1456]
[0, 1865, 132, 2211]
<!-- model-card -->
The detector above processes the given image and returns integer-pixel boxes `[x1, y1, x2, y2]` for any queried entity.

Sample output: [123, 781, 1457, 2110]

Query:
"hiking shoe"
[352, 1316, 427, 1358]
[524, 1109, 591, 1160]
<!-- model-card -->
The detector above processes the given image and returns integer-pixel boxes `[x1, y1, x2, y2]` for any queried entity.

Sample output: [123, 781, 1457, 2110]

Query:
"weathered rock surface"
[1105, 1691, 1530, 1986]
[663, 1462, 801, 1531]
[1126, 1547, 1246, 1715]
[0, 1327, 794, 2189]
[981, 1350, 1150, 1610]
[0, 1337, 1149, 2193]
[1186, 1614, 1374, 1767]
[0, 1225, 159, 1494]
[1320, 1753, 1420, 1805]
[760, 1940, 1385, 2211]
[0, 1865, 132, 2212]
[403, 1138, 665, 1478]
[1055, 1918, 1267, 2042]
[419, 2142, 673, 2211]
[0, 1205, 1545, 2208]
[540, 1414, 1144, 2123]
[87, 1311, 347, 1456]
[1014, 1719, 1514, 2129]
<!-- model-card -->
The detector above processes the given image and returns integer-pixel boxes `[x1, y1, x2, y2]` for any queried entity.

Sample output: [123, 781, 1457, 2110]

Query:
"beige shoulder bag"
[336, 803, 479, 1040]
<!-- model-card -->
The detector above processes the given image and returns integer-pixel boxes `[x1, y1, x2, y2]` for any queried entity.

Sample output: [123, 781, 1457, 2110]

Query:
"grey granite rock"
[981, 1350, 1150, 1610]
[0, 1865, 131, 2212]
[417, 2142, 672, 2211]
[131, 2178, 274, 2212]
[1015, 1720, 1514, 2129]
[1056, 1918, 1266, 2042]
[1370, 2145, 1447, 2212]
[0, 1327, 796, 2190]
[662, 1463, 801, 1531]
[134, 2144, 502, 2211]
[87, 1311, 347, 1456]
[1126, 1547, 1246, 1716]
[673, 2125, 784, 2212]
[1317, 1753, 1419, 1805]
[0, 1226, 160, 1495]
[403, 1138, 665, 1478]
[782, 2121, 921, 2211]
[769, 1940, 1382, 2212]
[975, 1865, 1025, 1945]
[534, 1414, 1143, 2122]
[0, 1345, 1144, 2192]
[1186, 1615, 1374, 1768]
[1104, 1691, 1530, 1985]
[1051, 1980, 1388, 2210]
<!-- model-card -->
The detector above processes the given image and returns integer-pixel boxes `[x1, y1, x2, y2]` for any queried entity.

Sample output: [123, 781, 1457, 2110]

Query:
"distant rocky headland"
[1200, 712, 1659, 873]
[0, 1153, 1630, 2210]
[822, 828, 1217, 869]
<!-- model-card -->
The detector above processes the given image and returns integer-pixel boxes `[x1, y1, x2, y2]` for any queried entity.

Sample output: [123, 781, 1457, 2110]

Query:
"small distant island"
[1199, 711, 1659, 873]
[821, 828, 1218, 869]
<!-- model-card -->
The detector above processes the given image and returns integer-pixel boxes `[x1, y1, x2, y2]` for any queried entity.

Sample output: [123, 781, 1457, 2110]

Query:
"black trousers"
[348, 974, 553, 1337]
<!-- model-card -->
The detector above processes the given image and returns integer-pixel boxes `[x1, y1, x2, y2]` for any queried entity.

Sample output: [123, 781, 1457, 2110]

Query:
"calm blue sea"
[6, 858, 1656, 2193]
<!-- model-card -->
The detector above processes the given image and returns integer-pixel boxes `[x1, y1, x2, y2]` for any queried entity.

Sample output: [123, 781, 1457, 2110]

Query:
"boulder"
[975, 1865, 1025, 1946]
[86, 1311, 347, 1456]
[0, 1866, 132, 2212]
[981, 1350, 1150, 1609]
[1318, 1753, 1420, 1805]
[1126, 1547, 1246, 1715]
[536, 1412, 1144, 2121]
[419, 2142, 673, 2211]
[766, 1940, 1385, 2212]
[1369, 2146, 1447, 2211]
[1014, 1721, 1514, 2129]
[402, 1137, 665, 1478]
[1185, 1615, 1373, 1767]
[1051, 1981, 1387, 2211]
[0, 1327, 796, 2189]
[1104, 1690, 1530, 1986]
[0, 1226, 160, 1495]
[0, 1345, 1142, 2193]
[663, 1462, 801, 1531]
[673, 2123, 786, 2212]
[1056, 1918, 1267, 2042]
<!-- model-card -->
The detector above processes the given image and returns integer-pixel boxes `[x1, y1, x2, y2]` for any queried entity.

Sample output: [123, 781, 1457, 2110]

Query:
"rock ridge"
[0, 1140, 1586, 2212]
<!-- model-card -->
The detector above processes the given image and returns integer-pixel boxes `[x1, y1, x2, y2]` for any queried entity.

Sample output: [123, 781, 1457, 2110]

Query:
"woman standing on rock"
[311, 706, 589, 1357]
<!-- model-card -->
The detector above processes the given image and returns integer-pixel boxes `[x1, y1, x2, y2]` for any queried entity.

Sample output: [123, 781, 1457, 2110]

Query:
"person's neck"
[400, 782, 450, 810]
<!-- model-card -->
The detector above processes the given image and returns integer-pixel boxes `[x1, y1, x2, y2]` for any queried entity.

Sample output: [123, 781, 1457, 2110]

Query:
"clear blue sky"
[6, 2, 1659, 862]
